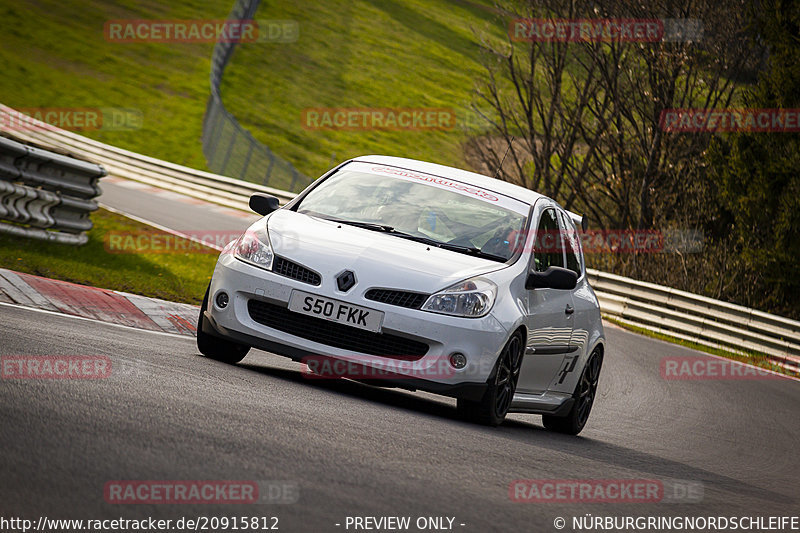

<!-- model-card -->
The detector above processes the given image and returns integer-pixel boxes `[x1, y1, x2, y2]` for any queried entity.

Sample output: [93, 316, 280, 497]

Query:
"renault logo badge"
[336, 270, 356, 292]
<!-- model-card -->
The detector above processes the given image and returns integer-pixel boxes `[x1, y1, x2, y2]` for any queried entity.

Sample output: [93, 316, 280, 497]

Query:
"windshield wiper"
[321, 217, 508, 263]
[436, 242, 508, 263]
[341, 220, 396, 232]
[319, 217, 396, 233]
[388, 232, 509, 263]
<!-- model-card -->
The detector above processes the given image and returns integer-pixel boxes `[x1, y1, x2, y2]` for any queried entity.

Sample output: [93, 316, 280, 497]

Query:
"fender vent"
[272, 256, 321, 286]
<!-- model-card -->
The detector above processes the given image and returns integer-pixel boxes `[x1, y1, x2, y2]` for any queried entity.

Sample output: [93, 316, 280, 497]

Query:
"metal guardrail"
[0, 104, 296, 213]
[0, 135, 105, 245]
[201, 0, 312, 193]
[0, 103, 797, 373]
[588, 269, 800, 373]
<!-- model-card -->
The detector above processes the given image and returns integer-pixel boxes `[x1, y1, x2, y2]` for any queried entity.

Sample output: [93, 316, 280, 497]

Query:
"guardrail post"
[0, 137, 105, 245]
[241, 141, 255, 180]
[219, 127, 238, 175]
[264, 150, 275, 186]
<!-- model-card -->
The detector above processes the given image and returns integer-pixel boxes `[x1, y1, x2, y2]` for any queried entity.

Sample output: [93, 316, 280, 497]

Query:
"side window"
[558, 211, 582, 276]
[533, 208, 564, 272]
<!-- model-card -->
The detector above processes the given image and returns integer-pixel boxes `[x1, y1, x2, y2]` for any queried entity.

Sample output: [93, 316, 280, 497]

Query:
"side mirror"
[526, 266, 578, 290]
[249, 193, 280, 216]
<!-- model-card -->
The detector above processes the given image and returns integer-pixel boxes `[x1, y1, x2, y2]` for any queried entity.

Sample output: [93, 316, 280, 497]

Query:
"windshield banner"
[346, 161, 530, 215]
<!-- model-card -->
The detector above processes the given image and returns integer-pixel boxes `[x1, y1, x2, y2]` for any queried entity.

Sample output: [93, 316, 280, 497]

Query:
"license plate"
[288, 290, 384, 333]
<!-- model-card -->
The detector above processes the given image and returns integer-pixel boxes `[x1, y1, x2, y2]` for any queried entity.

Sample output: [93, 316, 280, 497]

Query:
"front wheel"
[196, 285, 250, 364]
[457, 331, 524, 427]
[542, 348, 603, 435]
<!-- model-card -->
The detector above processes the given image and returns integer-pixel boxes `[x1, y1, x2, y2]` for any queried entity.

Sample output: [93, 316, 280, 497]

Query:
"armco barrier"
[0, 104, 295, 213]
[0, 135, 105, 245]
[588, 269, 800, 373]
[0, 104, 797, 373]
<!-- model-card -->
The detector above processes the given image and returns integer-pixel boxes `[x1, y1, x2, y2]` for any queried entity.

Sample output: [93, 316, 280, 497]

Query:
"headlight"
[422, 277, 497, 318]
[234, 227, 274, 270]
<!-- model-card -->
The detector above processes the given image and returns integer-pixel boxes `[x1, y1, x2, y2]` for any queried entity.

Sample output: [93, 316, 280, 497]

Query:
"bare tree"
[467, 0, 606, 215]
[586, 0, 751, 230]
[468, 0, 753, 234]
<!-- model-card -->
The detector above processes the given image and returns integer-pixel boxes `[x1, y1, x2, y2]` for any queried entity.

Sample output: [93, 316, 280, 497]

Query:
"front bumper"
[204, 253, 511, 399]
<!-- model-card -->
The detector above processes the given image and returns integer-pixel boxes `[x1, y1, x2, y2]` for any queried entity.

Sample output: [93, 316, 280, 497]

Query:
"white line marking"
[111, 180, 151, 189]
[0, 300, 193, 340]
[99, 203, 226, 251]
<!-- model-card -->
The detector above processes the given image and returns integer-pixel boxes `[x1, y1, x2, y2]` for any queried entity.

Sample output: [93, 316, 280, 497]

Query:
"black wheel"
[196, 285, 250, 364]
[457, 331, 524, 426]
[542, 349, 603, 435]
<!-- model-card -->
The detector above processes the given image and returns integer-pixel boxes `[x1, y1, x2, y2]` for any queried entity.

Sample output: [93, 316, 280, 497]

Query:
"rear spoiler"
[567, 211, 588, 232]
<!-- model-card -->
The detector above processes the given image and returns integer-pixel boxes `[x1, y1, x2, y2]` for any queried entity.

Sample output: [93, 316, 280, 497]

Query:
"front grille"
[272, 256, 321, 286]
[247, 299, 429, 359]
[364, 289, 429, 310]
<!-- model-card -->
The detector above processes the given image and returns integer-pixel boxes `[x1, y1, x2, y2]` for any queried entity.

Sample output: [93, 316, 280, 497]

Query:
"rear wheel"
[196, 285, 250, 364]
[457, 331, 524, 426]
[542, 348, 603, 435]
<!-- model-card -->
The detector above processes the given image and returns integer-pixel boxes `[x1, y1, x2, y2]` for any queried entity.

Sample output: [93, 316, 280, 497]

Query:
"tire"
[457, 331, 524, 426]
[196, 285, 250, 364]
[542, 348, 603, 435]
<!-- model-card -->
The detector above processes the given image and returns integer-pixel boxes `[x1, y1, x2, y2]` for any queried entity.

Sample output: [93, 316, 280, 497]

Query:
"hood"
[266, 210, 506, 294]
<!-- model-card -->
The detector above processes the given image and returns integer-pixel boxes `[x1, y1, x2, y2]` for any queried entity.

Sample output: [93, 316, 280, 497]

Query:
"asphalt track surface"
[1, 179, 798, 531]
[99, 179, 259, 233]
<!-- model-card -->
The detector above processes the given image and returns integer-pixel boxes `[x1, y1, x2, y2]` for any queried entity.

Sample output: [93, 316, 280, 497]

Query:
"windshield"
[295, 163, 529, 262]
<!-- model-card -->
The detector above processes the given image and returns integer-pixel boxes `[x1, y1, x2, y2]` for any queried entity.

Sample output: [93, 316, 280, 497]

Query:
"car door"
[516, 205, 576, 394]
[544, 210, 590, 394]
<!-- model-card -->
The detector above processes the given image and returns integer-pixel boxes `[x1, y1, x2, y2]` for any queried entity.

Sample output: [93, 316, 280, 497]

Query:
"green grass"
[0, 0, 505, 181]
[223, 0, 504, 178]
[604, 316, 799, 379]
[0, 0, 225, 169]
[0, 209, 218, 305]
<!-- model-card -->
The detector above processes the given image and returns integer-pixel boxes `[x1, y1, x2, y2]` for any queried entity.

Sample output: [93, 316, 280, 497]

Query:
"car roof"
[351, 155, 550, 208]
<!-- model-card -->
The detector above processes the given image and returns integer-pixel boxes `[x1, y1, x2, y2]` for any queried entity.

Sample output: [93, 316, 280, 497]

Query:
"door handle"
[565, 304, 574, 315]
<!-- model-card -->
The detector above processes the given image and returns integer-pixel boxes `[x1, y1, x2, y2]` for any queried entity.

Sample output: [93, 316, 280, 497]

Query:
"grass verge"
[604, 316, 799, 379]
[0, 209, 219, 305]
